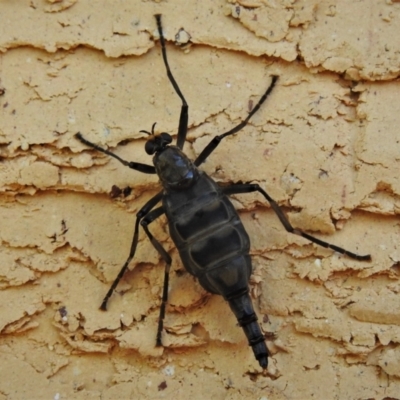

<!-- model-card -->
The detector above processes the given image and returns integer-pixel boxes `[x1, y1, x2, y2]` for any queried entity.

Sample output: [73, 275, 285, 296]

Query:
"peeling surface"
[0, 0, 399, 399]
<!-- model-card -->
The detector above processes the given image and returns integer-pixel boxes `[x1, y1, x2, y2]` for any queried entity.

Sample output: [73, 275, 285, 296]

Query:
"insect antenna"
[140, 122, 157, 136]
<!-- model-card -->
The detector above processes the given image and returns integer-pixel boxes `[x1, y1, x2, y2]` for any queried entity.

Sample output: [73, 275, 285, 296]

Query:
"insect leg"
[223, 183, 371, 261]
[155, 14, 188, 151]
[99, 191, 163, 310]
[140, 207, 172, 347]
[194, 75, 278, 167]
[75, 133, 156, 174]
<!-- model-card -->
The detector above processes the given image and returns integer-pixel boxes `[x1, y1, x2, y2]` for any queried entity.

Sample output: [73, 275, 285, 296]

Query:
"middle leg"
[223, 182, 371, 261]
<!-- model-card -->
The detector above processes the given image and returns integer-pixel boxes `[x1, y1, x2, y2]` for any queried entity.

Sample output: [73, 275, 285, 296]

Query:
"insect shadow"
[75, 14, 371, 369]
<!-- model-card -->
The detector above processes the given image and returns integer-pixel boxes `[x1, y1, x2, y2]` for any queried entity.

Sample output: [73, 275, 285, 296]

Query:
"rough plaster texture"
[0, 0, 399, 399]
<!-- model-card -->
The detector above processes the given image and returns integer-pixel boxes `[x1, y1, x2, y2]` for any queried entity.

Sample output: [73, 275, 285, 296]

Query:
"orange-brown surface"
[0, 1, 399, 399]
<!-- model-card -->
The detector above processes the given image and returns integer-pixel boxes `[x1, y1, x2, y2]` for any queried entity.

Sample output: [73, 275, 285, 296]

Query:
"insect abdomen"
[163, 172, 269, 367]
[164, 173, 250, 289]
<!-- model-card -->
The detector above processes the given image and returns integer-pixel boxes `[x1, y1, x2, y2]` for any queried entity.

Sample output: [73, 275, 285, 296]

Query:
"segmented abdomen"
[163, 172, 251, 296]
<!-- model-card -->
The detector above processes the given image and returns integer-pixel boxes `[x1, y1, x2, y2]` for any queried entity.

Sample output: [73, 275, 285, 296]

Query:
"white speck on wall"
[68, 109, 76, 124]
[162, 365, 175, 376]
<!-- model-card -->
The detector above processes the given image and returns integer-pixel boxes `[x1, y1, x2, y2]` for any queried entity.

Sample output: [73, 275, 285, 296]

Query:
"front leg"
[155, 15, 188, 150]
[194, 76, 278, 167]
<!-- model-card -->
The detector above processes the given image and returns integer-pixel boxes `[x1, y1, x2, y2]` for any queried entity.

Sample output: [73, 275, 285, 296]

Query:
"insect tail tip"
[258, 357, 268, 369]
[154, 14, 162, 25]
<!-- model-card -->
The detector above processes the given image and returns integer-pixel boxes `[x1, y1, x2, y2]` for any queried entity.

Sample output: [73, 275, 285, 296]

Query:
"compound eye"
[160, 132, 172, 144]
[145, 140, 157, 155]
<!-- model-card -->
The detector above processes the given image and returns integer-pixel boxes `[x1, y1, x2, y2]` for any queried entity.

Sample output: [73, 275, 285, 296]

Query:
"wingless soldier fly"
[76, 15, 371, 368]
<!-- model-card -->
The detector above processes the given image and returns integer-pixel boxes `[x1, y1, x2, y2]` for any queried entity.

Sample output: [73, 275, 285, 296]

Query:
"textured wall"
[0, 0, 399, 399]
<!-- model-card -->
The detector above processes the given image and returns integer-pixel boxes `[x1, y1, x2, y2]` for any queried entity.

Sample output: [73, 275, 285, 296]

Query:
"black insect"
[75, 14, 371, 369]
